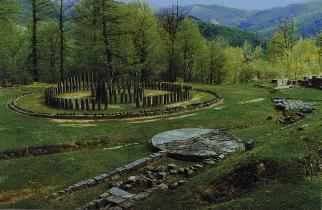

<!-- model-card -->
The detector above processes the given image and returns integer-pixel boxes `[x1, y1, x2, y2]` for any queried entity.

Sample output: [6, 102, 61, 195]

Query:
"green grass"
[0, 82, 321, 209]
[0, 144, 151, 208]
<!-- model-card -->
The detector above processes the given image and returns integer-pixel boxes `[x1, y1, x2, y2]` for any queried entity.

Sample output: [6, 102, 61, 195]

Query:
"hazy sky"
[135, 0, 312, 10]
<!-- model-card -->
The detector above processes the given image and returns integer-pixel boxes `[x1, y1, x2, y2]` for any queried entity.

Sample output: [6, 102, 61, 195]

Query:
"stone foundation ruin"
[44, 72, 192, 111]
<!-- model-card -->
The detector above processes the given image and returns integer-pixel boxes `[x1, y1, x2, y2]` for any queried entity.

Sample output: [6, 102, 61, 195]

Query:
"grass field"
[0, 83, 321, 209]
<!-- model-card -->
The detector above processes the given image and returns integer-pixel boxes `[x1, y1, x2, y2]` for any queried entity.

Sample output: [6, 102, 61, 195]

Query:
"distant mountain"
[189, 1, 322, 38]
[139, 0, 310, 10]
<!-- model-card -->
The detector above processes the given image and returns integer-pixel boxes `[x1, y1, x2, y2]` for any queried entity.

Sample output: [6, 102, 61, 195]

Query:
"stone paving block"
[106, 195, 126, 204]
[107, 187, 135, 199]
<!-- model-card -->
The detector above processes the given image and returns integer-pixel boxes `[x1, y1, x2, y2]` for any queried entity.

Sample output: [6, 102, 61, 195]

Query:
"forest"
[0, 0, 321, 85]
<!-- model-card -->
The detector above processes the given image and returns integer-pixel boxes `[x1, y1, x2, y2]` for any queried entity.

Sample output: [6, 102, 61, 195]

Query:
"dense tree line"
[0, 1, 321, 86]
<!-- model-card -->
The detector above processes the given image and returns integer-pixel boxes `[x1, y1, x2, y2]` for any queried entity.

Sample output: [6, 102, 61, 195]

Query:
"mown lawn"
[0, 83, 321, 209]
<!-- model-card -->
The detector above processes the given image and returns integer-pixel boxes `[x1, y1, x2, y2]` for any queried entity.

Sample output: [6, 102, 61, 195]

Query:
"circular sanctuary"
[8, 72, 223, 119]
[151, 128, 244, 160]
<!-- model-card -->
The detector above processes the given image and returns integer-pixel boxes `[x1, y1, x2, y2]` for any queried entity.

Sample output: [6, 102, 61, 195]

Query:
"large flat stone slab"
[151, 128, 243, 160]
[107, 187, 135, 199]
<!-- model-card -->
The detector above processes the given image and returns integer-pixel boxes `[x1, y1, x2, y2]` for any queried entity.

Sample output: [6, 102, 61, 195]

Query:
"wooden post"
[85, 99, 90, 111]
[91, 98, 95, 110]
[81, 99, 85, 110]
[143, 97, 147, 108]
[75, 99, 80, 110]
[136, 97, 140, 108]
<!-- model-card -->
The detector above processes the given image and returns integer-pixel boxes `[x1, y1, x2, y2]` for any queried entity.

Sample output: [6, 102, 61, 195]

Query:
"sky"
[134, 0, 312, 10]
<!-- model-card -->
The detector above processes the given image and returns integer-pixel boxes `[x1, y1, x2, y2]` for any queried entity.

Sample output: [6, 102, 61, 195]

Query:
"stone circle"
[151, 128, 243, 160]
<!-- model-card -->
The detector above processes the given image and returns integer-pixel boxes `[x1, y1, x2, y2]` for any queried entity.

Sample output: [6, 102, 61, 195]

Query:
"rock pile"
[80, 161, 211, 210]
[272, 98, 314, 113]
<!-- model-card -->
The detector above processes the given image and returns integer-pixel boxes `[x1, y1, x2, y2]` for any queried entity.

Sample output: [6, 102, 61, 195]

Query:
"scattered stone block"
[108, 206, 122, 210]
[107, 187, 135, 199]
[95, 198, 109, 208]
[158, 183, 168, 190]
[178, 180, 187, 186]
[203, 159, 216, 165]
[167, 164, 177, 170]
[169, 169, 178, 175]
[124, 184, 132, 190]
[128, 176, 138, 183]
[132, 192, 149, 201]
[169, 182, 178, 189]
[194, 164, 204, 170]
[156, 172, 167, 180]
[178, 168, 185, 174]
[184, 168, 193, 177]
[99, 192, 110, 199]
[146, 165, 156, 172]
[106, 195, 126, 205]
[119, 200, 134, 209]
[218, 154, 225, 159]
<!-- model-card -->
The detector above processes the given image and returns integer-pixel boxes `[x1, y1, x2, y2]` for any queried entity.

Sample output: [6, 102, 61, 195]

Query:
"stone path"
[50, 152, 167, 198]
[79, 160, 214, 210]
[151, 128, 243, 160]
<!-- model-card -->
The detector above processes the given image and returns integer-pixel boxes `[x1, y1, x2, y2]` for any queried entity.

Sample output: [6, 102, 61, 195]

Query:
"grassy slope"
[134, 87, 322, 210]
[0, 83, 321, 209]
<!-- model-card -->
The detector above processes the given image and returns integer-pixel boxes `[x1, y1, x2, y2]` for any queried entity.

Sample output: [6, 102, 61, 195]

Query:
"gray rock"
[84, 201, 96, 209]
[99, 204, 111, 210]
[184, 168, 193, 177]
[194, 164, 204, 170]
[106, 195, 126, 204]
[57, 190, 66, 195]
[99, 192, 110, 198]
[167, 164, 177, 170]
[157, 165, 167, 172]
[123, 184, 132, 189]
[146, 165, 156, 172]
[219, 154, 225, 159]
[119, 200, 134, 209]
[128, 176, 138, 183]
[156, 172, 167, 180]
[132, 192, 149, 201]
[158, 183, 168, 190]
[95, 198, 109, 208]
[107, 187, 135, 199]
[108, 206, 122, 210]
[178, 180, 187, 186]
[85, 178, 96, 186]
[147, 173, 155, 180]
[203, 159, 215, 165]
[169, 182, 178, 189]
[169, 169, 178, 175]
[151, 128, 242, 160]
[178, 168, 185, 174]
[111, 181, 123, 188]
[94, 173, 109, 182]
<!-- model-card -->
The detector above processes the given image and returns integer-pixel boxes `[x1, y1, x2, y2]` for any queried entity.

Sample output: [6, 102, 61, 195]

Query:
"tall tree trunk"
[31, 0, 38, 82]
[59, 0, 64, 81]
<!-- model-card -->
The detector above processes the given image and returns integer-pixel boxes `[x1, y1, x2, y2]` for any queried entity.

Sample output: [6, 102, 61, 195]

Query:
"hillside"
[195, 19, 266, 47]
[189, 1, 322, 38]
